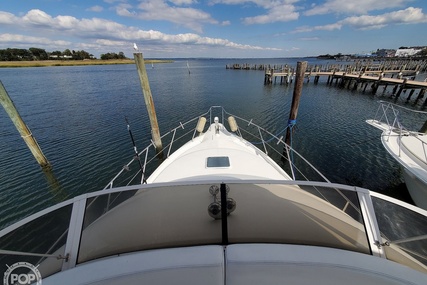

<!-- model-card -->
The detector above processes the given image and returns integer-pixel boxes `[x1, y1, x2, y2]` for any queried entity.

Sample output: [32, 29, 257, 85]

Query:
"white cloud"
[305, 0, 410, 16]
[295, 7, 427, 32]
[342, 7, 427, 29]
[293, 23, 342, 33]
[0, 9, 280, 54]
[298, 37, 320, 41]
[56, 15, 80, 29]
[115, 4, 136, 17]
[113, 0, 219, 33]
[22, 9, 53, 27]
[103, 0, 126, 4]
[0, 11, 17, 24]
[208, 0, 300, 24]
[86, 6, 104, 12]
[169, 0, 198, 5]
[243, 4, 299, 24]
[0, 33, 71, 46]
[209, 0, 299, 9]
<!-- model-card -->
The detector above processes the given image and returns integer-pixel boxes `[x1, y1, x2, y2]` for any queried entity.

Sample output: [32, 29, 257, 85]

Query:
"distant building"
[395, 46, 425, 57]
[48, 54, 73, 59]
[375, 49, 396, 57]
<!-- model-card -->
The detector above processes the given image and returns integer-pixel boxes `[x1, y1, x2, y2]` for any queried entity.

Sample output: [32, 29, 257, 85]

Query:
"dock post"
[395, 78, 408, 100]
[382, 83, 389, 94]
[406, 89, 415, 102]
[346, 78, 352, 90]
[416, 89, 426, 104]
[330, 70, 336, 85]
[372, 74, 383, 95]
[133, 52, 163, 153]
[353, 72, 363, 90]
[339, 72, 346, 87]
[285, 61, 307, 146]
[392, 85, 399, 95]
[0, 81, 51, 168]
[363, 82, 368, 93]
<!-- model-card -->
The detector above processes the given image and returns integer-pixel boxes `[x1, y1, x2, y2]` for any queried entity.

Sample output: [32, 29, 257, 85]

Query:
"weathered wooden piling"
[133, 52, 163, 153]
[285, 61, 307, 146]
[395, 78, 408, 100]
[406, 89, 415, 102]
[372, 74, 383, 95]
[314, 75, 320, 84]
[416, 89, 426, 104]
[0, 81, 51, 168]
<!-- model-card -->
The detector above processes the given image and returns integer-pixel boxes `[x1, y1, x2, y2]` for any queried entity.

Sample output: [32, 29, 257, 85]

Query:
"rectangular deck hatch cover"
[207, 156, 230, 167]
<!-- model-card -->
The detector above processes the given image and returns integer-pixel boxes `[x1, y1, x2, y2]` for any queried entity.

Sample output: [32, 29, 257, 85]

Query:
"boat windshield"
[1, 181, 426, 279]
[372, 195, 427, 273]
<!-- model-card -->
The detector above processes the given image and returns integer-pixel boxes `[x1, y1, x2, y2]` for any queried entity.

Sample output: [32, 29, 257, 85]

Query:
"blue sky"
[0, 0, 426, 58]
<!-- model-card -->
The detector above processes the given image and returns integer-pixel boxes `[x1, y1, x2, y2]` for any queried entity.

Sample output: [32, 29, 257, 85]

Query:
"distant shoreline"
[0, 59, 174, 68]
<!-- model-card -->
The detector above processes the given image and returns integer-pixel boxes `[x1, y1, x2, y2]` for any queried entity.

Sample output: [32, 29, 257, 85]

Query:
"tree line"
[0, 47, 128, 61]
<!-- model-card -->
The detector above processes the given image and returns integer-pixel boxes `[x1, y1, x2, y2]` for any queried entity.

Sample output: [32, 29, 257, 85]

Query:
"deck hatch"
[207, 156, 230, 168]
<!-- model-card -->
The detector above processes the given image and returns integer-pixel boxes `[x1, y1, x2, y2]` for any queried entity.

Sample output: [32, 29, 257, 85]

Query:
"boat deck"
[147, 122, 291, 183]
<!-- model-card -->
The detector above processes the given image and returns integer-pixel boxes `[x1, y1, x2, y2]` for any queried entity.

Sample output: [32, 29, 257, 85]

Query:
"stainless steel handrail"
[373, 101, 427, 161]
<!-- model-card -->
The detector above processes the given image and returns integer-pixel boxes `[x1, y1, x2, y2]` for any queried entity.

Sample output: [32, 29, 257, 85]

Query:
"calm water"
[0, 58, 426, 229]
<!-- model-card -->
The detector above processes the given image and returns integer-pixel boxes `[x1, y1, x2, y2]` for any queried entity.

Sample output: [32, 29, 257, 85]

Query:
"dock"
[227, 59, 427, 105]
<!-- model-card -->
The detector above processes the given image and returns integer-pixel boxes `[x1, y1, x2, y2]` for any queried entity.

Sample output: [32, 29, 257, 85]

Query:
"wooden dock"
[226, 59, 427, 105]
[259, 62, 427, 106]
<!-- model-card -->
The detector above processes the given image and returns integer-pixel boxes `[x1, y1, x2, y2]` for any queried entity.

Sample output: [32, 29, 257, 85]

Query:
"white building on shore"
[395, 46, 425, 57]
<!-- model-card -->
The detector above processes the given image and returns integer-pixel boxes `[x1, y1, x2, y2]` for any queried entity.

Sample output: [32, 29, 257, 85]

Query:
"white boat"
[1, 106, 426, 284]
[367, 101, 427, 210]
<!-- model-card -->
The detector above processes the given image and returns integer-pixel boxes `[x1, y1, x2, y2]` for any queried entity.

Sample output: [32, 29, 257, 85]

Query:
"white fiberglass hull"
[146, 122, 291, 183]
[367, 119, 427, 210]
[403, 168, 427, 210]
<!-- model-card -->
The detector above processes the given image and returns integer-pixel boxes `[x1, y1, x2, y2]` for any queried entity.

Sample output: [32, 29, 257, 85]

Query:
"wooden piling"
[285, 61, 307, 146]
[133, 52, 163, 153]
[392, 85, 399, 95]
[372, 74, 383, 95]
[0, 81, 51, 168]
[314, 75, 320, 84]
[363, 82, 369, 93]
[339, 72, 346, 87]
[395, 78, 408, 100]
[417, 89, 426, 104]
[406, 89, 415, 102]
